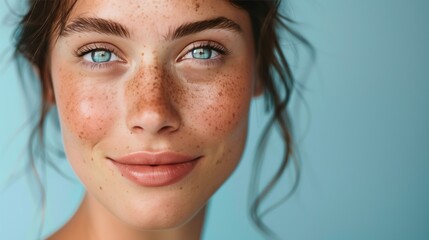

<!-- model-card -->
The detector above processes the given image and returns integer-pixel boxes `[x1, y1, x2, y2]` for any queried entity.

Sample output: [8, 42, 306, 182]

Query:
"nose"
[125, 64, 181, 135]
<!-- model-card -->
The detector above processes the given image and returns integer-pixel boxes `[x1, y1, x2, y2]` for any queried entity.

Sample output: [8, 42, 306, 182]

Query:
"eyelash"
[75, 41, 230, 69]
[179, 41, 230, 64]
[75, 43, 122, 69]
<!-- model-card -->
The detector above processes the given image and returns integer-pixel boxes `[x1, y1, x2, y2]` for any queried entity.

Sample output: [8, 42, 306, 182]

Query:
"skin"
[47, 0, 256, 239]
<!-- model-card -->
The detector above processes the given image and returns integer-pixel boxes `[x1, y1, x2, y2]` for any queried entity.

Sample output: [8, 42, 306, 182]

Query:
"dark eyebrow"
[61, 17, 130, 38]
[167, 17, 242, 40]
[60, 16, 241, 40]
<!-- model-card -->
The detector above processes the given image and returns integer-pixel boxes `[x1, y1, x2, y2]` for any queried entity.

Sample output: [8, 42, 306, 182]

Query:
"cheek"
[52, 68, 117, 145]
[183, 70, 253, 140]
[183, 71, 252, 195]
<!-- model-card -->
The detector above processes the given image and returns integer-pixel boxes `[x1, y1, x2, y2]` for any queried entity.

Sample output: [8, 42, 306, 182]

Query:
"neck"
[48, 193, 206, 240]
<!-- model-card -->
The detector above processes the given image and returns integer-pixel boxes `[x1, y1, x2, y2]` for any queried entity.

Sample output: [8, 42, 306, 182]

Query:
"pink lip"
[108, 152, 201, 187]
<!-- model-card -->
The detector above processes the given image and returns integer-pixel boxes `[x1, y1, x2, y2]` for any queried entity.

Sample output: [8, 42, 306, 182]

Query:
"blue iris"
[91, 50, 112, 63]
[192, 48, 212, 59]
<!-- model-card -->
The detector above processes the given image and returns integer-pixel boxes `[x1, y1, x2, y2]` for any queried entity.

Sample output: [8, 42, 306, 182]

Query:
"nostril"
[131, 125, 144, 134]
[129, 121, 179, 135]
[158, 125, 178, 134]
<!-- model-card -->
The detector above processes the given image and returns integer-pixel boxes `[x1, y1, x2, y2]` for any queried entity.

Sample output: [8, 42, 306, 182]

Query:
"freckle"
[216, 160, 220, 165]
[179, 187, 183, 190]
[99, 186, 102, 190]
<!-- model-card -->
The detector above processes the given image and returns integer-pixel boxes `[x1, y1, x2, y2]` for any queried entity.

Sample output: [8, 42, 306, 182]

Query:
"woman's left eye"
[180, 41, 230, 62]
[83, 49, 120, 63]
[183, 47, 220, 60]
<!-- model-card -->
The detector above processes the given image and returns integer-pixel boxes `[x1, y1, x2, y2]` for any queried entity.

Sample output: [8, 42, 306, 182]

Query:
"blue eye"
[181, 43, 225, 61]
[91, 50, 111, 63]
[191, 47, 214, 59]
[82, 49, 120, 63]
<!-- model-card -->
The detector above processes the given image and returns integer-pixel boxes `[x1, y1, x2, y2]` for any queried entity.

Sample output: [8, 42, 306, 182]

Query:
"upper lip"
[108, 151, 200, 165]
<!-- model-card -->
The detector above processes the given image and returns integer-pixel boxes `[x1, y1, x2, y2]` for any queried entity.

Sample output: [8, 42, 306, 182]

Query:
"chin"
[127, 205, 205, 231]
[90, 184, 208, 231]
[113, 205, 205, 232]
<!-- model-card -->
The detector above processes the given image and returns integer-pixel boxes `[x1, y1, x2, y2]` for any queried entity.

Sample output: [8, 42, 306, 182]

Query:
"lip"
[108, 152, 201, 187]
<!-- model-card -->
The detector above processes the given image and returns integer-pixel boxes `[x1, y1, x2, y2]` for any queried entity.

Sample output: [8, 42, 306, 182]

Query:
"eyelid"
[74, 42, 126, 70]
[75, 43, 125, 61]
[177, 40, 230, 62]
[82, 49, 120, 63]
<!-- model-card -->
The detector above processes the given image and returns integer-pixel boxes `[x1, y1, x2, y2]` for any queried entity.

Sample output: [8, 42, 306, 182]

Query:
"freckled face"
[50, 0, 255, 229]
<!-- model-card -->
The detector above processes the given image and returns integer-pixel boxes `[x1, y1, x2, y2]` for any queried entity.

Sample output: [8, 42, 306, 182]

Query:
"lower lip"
[110, 158, 199, 187]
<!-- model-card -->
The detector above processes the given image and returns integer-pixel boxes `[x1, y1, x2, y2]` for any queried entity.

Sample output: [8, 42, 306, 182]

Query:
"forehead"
[67, 0, 251, 39]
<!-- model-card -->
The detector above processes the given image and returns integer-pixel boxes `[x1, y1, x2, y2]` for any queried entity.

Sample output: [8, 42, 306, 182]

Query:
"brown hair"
[14, 0, 312, 238]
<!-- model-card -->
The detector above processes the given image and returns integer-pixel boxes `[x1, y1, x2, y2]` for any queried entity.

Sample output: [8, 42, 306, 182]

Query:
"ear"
[43, 71, 56, 104]
[44, 79, 56, 104]
[33, 65, 56, 104]
[252, 75, 264, 97]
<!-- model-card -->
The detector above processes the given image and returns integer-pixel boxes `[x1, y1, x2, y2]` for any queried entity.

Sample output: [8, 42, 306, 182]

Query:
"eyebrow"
[61, 17, 131, 38]
[60, 16, 242, 40]
[167, 16, 242, 40]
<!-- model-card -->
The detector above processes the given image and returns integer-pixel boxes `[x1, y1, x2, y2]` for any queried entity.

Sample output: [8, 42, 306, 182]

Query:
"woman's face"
[50, 0, 255, 229]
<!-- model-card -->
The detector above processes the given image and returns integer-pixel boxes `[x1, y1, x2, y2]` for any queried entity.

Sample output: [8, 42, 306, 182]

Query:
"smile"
[108, 151, 201, 187]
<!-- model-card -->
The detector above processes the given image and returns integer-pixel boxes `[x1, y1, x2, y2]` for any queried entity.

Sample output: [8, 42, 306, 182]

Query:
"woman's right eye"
[82, 49, 120, 63]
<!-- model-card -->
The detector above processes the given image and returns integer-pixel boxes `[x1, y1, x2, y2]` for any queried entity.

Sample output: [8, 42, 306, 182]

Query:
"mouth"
[107, 152, 201, 187]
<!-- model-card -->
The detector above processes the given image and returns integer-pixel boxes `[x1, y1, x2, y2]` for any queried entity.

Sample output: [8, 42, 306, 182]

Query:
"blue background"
[1, 0, 429, 239]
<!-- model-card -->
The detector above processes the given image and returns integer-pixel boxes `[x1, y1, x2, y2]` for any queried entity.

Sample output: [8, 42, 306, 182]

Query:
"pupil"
[92, 50, 111, 63]
[192, 48, 211, 59]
